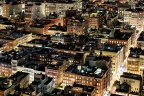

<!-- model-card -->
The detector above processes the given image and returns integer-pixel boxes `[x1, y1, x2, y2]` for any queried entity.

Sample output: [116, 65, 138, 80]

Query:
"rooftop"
[46, 60, 64, 70]
[18, 60, 45, 71]
[50, 88, 62, 96]
[109, 29, 132, 40]
[65, 64, 107, 78]
[116, 82, 130, 93]
[129, 47, 144, 58]
[73, 83, 95, 93]
[121, 72, 142, 80]
[137, 32, 144, 41]
[0, 29, 31, 40]
[0, 72, 29, 90]
[48, 25, 67, 32]
[125, 8, 144, 12]
[100, 43, 123, 52]
[86, 54, 111, 61]
[43, 77, 53, 85]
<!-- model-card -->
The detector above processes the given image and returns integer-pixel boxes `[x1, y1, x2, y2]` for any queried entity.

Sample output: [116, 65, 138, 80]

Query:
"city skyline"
[0, 0, 143, 96]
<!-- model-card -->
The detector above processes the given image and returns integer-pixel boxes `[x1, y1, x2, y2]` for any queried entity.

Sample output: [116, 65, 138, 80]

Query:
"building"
[121, 25, 138, 47]
[24, 4, 34, 22]
[47, 24, 67, 36]
[67, 17, 86, 35]
[63, 64, 109, 96]
[51, 33, 75, 44]
[0, 71, 30, 96]
[95, 43, 124, 74]
[0, 28, 32, 52]
[45, 60, 68, 86]
[119, 72, 142, 95]
[124, 8, 144, 32]
[40, 77, 55, 94]
[115, 82, 130, 96]
[45, 1, 78, 17]
[88, 13, 100, 29]
[63, 54, 112, 96]
[20, 85, 36, 96]
[0, 56, 12, 77]
[107, 29, 132, 57]
[127, 47, 144, 76]
[2, 2, 25, 19]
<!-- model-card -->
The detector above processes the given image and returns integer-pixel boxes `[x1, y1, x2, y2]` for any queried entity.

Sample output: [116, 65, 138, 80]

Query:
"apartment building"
[95, 43, 124, 74]
[2, 3, 24, 18]
[28, 23, 45, 34]
[120, 72, 142, 94]
[45, 1, 78, 17]
[0, 57, 12, 77]
[127, 47, 144, 76]
[63, 54, 112, 96]
[0, 71, 30, 96]
[118, 3, 130, 18]
[63, 64, 109, 96]
[24, 4, 33, 22]
[45, 60, 68, 86]
[107, 29, 132, 57]
[88, 13, 100, 29]
[124, 8, 144, 32]
[11, 48, 53, 83]
[0, 30, 31, 51]
[46, 17, 66, 33]
[67, 17, 85, 35]
[47, 24, 67, 36]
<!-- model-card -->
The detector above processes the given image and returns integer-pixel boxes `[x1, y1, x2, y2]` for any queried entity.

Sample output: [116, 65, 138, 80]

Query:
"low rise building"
[67, 17, 86, 35]
[127, 47, 144, 75]
[63, 55, 112, 96]
[0, 71, 30, 96]
[45, 60, 68, 86]
[0, 56, 12, 77]
[120, 72, 142, 94]
[124, 8, 144, 32]
[95, 43, 124, 74]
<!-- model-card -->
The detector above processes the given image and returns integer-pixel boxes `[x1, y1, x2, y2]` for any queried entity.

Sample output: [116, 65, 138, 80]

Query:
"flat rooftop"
[109, 29, 132, 40]
[121, 72, 142, 80]
[73, 83, 95, 93]
[18, 60, 45, 72]
[0, 29, 31, 40]
[65, 64, 107, 78]
[46, 60, 64, 70]
[137, 32, 144, 41]
[100, 43, 123, 52]
[86, 55, 111, 61]
[126, 8, 144, 12]
[0, 72, 29, 90]
[129, 47, 144, 58]
[44, 77, 53, 85]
